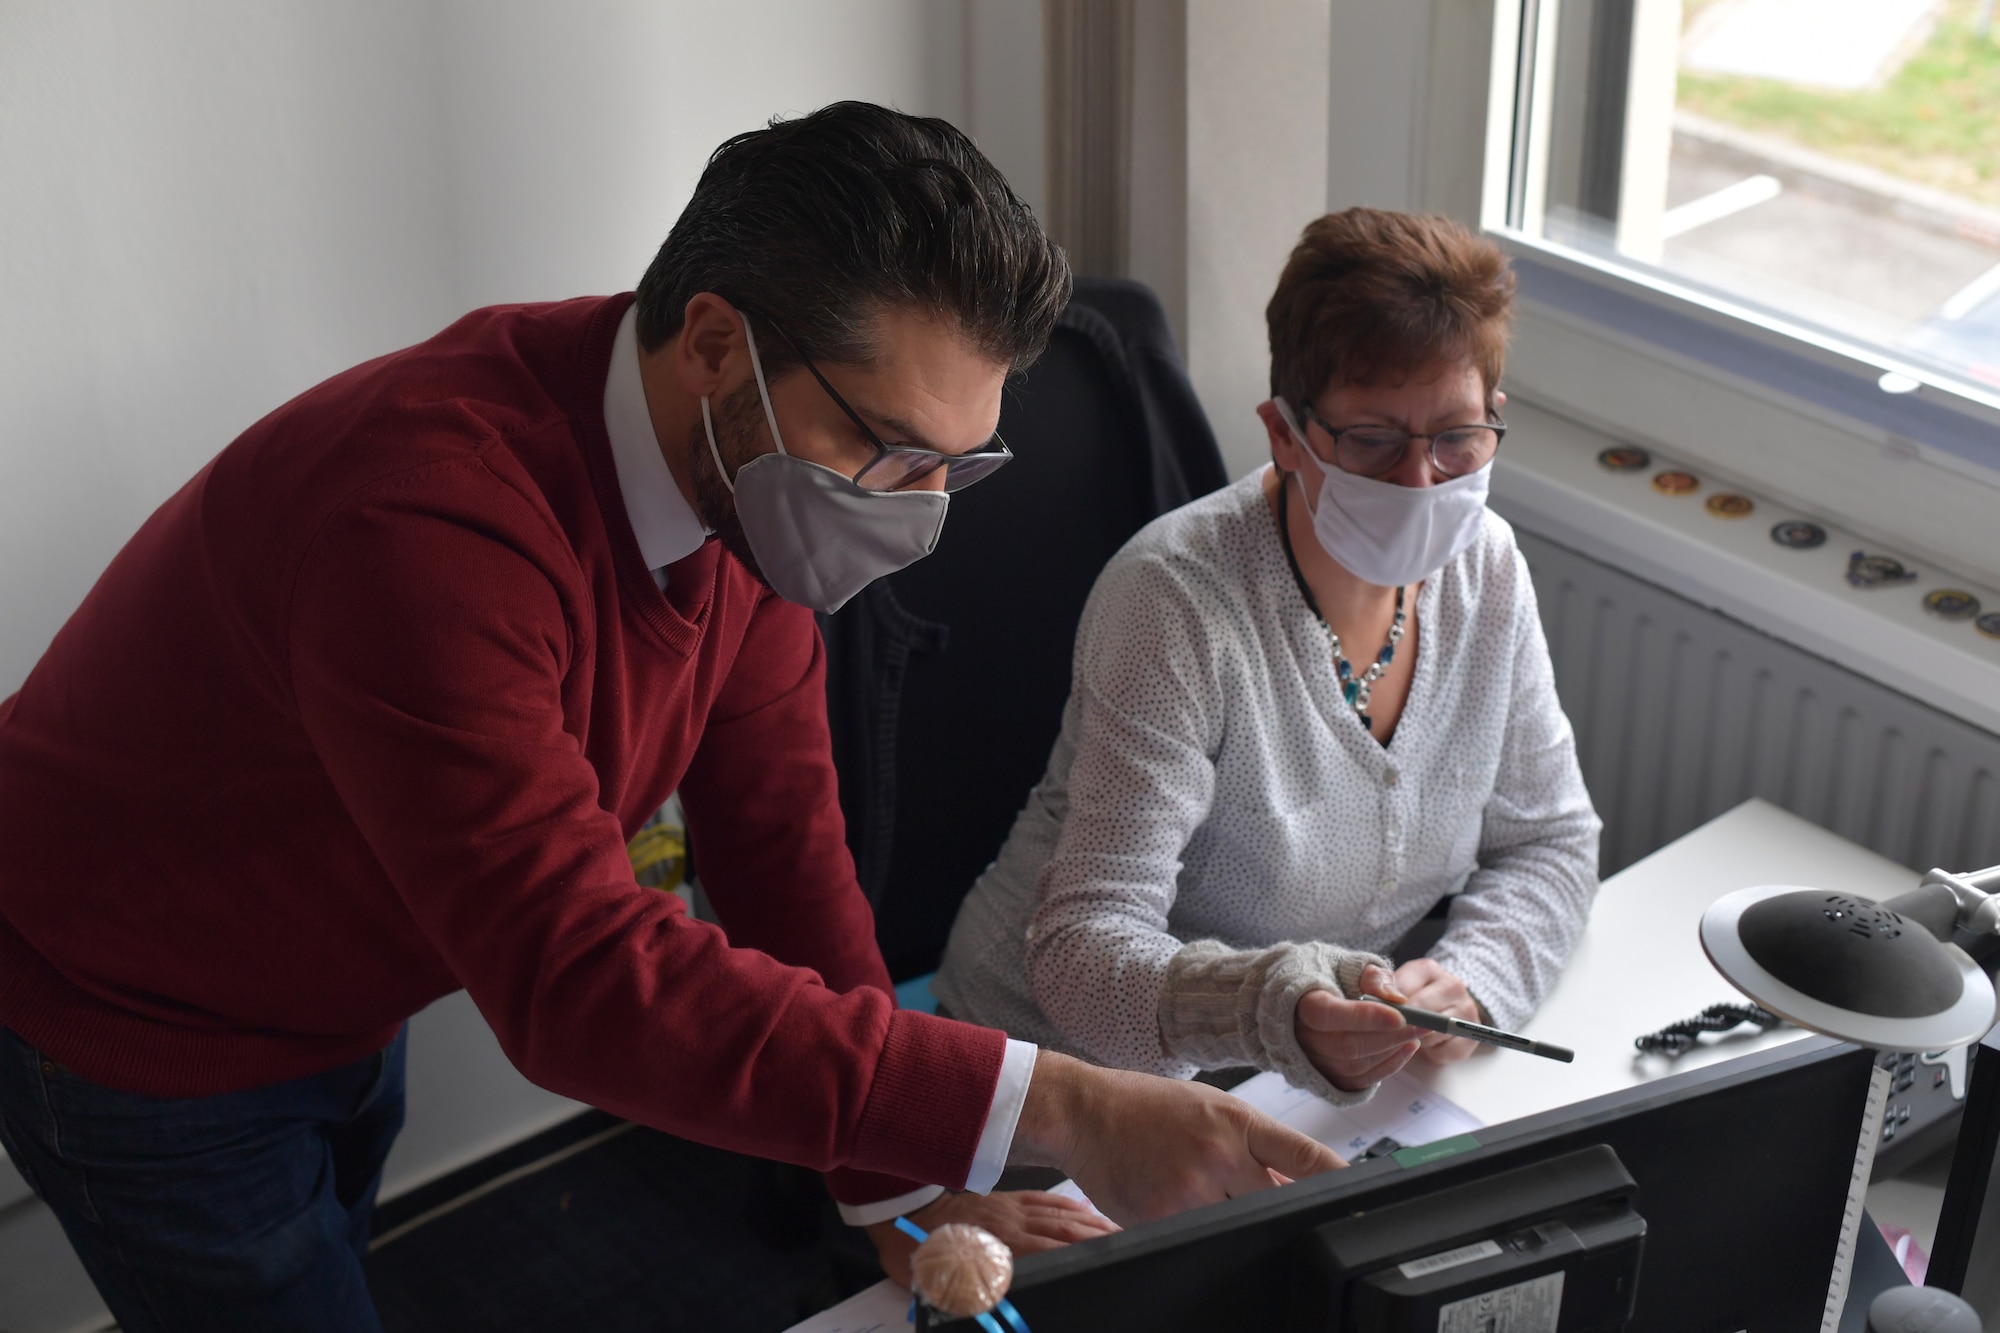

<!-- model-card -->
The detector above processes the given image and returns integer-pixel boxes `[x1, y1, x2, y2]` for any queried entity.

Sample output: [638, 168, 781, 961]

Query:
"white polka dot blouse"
[934, 469, 1601, 1078]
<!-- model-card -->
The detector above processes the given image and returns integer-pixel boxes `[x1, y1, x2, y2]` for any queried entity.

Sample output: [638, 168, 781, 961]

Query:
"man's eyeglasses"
[1295, 400, 1506, 480]
[751, 313, 1013, 494]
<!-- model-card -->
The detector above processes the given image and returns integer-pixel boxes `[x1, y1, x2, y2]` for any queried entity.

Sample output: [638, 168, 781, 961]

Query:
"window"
[1482, 0, 2000, 588]
[1509, 0, 2000, 391]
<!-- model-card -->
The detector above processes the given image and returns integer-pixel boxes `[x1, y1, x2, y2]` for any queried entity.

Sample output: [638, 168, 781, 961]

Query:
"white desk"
[1406, 796, 1950, 1251]
[1408, 796, 1914, 1123]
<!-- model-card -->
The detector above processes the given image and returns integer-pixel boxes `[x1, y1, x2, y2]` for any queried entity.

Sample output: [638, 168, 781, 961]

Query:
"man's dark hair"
[637, 102, 1069, 374]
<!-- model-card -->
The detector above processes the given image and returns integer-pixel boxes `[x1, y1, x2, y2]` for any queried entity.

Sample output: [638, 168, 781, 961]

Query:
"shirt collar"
[604, 302, 708, 576]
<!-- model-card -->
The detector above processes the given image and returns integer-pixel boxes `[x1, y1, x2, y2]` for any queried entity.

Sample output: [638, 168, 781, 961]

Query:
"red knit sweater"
[0, 293, 1003, 1203]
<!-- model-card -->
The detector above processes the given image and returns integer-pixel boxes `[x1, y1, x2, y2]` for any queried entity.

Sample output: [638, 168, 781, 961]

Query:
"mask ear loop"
[699, 309, 791, 498]
[701, 396, 734, 497]
[1272, 395, 1330, 512]
[737, 316, 789, 458]
[1272, 395, 1306, 445]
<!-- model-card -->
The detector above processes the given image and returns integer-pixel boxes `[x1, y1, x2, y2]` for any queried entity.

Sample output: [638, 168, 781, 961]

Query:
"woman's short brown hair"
[1266, 208, 1516, 410]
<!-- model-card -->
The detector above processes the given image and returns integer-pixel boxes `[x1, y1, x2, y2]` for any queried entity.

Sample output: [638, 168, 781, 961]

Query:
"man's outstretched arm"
[867, 1048, 1345, 1285]
[1012, 1050, 1346, 1220]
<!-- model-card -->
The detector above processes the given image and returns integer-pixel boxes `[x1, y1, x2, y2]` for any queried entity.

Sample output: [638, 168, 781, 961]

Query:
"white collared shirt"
[603, 304, 710, 589]
[601, 302, 1037, 1223]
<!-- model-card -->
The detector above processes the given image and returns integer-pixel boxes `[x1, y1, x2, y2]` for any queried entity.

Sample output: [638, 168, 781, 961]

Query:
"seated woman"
[935, 208, 1600, 1104]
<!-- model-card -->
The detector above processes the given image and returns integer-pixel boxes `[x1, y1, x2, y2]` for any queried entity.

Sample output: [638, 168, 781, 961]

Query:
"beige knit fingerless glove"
[1157, 938, 1393, 1107]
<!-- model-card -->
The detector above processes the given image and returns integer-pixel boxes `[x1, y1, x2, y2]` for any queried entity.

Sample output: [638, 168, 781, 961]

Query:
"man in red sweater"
[0, 103, 1339, 1330]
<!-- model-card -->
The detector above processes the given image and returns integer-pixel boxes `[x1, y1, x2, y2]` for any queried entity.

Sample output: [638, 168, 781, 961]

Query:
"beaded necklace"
[1276, 479, 1407, 734]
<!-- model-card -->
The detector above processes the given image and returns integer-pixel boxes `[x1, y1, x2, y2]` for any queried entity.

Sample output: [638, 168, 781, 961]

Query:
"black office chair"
[821, 276, 1229, 984]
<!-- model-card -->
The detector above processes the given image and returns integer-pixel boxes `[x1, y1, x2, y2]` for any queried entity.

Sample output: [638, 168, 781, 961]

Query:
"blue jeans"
[0, 1025, 406, 1333]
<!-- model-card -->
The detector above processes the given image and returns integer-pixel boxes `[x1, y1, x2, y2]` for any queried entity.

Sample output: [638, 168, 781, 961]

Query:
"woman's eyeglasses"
[1296, 400, 1506, 480]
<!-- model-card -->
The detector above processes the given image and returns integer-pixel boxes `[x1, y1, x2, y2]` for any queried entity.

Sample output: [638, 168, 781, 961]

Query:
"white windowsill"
[1494, 397, 2000, 739]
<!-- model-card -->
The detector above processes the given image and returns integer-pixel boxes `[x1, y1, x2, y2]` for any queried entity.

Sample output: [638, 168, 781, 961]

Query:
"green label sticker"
[1392, 1134, 1480, 1168]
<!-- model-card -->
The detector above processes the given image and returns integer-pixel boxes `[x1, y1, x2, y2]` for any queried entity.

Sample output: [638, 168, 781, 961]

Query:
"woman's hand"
[1293, 965, 1422, 1091]
[863, 1189, 1118, 1289]
[1391, 958, 1482, 1065]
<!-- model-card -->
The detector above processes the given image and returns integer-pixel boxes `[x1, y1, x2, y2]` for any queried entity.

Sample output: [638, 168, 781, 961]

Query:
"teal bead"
[1342, 680, 1360, 704]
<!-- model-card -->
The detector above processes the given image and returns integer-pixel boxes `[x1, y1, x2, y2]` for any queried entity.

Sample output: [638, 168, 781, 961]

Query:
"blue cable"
[892, 1216, 1033, 1332]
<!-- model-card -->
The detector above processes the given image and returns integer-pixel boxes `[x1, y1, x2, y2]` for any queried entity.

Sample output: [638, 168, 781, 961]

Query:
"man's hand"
[863, 1189, 1117, 1288]
[1293, 964, 1422, 1090]
[1390, 958, 1482, 1065]
[1006, 1051, 1344, 1225]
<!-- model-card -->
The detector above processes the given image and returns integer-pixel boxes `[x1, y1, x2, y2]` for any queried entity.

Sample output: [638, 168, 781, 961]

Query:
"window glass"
[1512, 0, 2000, 391]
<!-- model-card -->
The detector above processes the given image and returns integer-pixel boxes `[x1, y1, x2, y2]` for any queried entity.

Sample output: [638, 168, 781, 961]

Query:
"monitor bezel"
[972, 1035, 1873, 1331]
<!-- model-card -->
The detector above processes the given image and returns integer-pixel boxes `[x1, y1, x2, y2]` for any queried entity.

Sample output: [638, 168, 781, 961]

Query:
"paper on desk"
[782, 1072, 1485, 1333]
[1235, 1068, 1484, 1159]
[1049, 1068, 1484, 1216]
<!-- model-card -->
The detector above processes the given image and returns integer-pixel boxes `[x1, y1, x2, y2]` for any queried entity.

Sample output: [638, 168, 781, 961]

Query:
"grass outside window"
[1679, 0, 2000, 207]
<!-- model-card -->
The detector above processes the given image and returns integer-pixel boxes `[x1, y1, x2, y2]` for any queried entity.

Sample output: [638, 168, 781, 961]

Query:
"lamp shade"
[1701, 885, 1998, 1052]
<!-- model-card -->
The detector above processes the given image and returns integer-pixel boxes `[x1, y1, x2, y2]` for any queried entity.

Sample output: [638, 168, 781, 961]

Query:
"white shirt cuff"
[837, 1184, 946, 1228]
[834, 1038, 1038, 1227]
[965, 1038, 1038, 1195]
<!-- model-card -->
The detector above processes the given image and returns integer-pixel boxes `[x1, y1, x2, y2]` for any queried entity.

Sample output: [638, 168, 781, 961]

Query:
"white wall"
[0, 0, 1046, 700]
[1326, 2, 1434, 215]
[1170, 0, 1464, 480]
[1185, 0, 1333, 477]
[1128, 0, 1192, 351]
[0, 3, 457, 698]
[965, 0, 1048, 223]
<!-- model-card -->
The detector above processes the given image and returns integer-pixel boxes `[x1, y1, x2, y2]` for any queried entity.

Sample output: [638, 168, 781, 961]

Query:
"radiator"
[1515, 528, 2000, 880]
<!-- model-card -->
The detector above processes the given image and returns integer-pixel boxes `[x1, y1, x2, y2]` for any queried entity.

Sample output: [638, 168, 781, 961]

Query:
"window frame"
[1475, 0, 2000, 587]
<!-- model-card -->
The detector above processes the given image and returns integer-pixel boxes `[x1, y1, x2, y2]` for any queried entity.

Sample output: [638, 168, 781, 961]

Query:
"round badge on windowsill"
[1652, 470, 1699, 495]
[1771, 520, 1826, 550]
[1598, 446, 1651, 472]
[1846, 551, 1918, 589]
[1975, 612, 2000, 640]
[1923, 589, 1981, 621]
[1705, 493, 1754, 518]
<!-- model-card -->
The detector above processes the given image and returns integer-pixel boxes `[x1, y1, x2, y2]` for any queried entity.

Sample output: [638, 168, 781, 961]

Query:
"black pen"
[1363, 995, 1575, 1063]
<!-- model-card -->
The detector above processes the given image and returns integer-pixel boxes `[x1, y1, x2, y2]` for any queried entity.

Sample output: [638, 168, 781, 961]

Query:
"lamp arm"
[1921, 868, 2000, 937]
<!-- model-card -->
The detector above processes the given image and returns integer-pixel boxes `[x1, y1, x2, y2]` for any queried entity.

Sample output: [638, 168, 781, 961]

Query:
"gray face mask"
[702, 315, 949, 614]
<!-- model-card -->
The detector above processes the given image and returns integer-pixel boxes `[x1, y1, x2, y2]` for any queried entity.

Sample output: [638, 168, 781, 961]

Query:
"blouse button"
[1383, 767, 1400, 788]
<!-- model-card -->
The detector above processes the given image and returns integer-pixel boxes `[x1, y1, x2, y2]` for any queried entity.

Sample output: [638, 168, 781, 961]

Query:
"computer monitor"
[1929, 1024, 2000, 1320]
[938, 1038, 1878, 1332]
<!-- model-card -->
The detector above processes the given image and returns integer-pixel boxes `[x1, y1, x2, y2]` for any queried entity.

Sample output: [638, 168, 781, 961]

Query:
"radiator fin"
[1518, 529, 2000, 879]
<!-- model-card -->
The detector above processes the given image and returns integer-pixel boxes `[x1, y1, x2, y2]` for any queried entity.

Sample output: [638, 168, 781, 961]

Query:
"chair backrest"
[820, 277, 1228, 981]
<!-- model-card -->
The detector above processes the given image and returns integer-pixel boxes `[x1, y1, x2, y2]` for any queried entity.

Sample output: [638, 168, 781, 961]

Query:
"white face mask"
[1273, 397, 1491, 588]
[703, 316, 949, 614]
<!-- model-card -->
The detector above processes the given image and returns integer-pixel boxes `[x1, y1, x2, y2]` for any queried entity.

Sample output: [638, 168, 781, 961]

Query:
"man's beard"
[683, 380, 772, 592]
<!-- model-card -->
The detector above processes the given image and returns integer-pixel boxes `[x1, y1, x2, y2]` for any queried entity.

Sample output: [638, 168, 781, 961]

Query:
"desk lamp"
[1700, 865, 2000, 1052]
